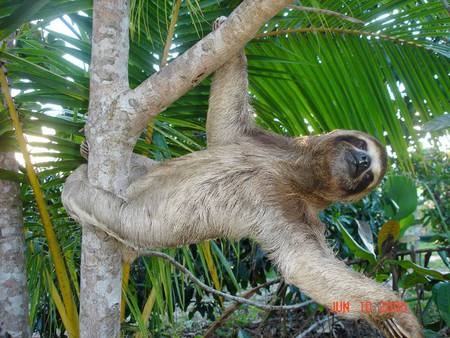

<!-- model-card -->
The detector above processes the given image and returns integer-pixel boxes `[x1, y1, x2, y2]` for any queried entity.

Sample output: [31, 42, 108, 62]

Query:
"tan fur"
[62, 19, 422, 338]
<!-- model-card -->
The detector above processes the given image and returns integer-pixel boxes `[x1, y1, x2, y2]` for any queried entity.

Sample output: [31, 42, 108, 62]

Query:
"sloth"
[62, 17, 423, 338]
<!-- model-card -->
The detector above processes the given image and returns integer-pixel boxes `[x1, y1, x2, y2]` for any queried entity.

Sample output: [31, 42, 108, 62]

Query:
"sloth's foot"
[212, 15, 246, 65]
[213, 16, 227, 31]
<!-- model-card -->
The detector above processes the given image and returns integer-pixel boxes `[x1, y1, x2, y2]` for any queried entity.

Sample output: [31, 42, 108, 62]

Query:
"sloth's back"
[122, 140, 292, 245]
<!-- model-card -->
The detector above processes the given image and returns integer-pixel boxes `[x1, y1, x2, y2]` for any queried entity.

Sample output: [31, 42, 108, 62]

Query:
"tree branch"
[124, 2, 362, 135]
[141, 250, 313, 311]
[125, 0, 294, 132]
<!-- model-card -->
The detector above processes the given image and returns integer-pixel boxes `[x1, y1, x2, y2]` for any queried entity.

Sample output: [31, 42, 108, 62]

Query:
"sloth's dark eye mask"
[334, 135, 368, 151]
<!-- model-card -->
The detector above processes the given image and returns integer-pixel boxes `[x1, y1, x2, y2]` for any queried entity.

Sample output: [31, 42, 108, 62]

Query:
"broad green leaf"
[356, 220, 374, 255]
[438, 251, 450, 269]
[399, 213, 415, 237]
[336, 221, 376, 264]
[386, 260, 449, 281]
[382, 176, 418, 220]
[432, 282, 450, 326]
[399, 272, 429, 289]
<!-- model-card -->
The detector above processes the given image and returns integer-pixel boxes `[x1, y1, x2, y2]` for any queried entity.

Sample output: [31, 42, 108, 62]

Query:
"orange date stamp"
[331, 301, 409, 314]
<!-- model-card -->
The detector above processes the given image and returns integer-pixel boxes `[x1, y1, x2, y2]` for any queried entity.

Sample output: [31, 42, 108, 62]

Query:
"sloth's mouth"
[345, 150, 371, 178]
[352, 171, 374, 193]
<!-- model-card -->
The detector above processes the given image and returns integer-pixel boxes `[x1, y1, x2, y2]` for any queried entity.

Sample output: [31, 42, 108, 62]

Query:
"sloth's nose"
[347, 150, 371, 177]
[356, 153, 370, 168]
[353, 151, 371, 176]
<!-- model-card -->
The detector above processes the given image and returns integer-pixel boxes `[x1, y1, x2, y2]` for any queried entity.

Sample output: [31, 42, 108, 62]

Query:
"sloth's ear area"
[365, 135, 388, 185]
[292, 134, 324, 152]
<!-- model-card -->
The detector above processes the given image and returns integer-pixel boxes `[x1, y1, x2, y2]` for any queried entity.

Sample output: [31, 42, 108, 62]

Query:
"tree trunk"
[78, 0, 130, 335]
[78, 0, 291, 336]
[0, 152, 30, 338]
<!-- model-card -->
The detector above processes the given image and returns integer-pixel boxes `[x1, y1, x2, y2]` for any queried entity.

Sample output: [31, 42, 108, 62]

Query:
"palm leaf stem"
[256, 27, 429, 50]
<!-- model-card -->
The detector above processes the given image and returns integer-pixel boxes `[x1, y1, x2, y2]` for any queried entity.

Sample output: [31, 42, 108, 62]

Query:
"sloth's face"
[324, 130, 388, 201]
[294, 130, 388, 205]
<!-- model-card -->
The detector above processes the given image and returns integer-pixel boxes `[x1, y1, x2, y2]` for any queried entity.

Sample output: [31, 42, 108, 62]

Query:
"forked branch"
[125, 0, 294, 131]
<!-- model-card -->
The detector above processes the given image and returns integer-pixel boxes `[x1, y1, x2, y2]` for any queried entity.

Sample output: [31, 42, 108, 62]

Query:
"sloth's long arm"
[262, 225, 423, 338]
[206, 51, 256, 146]
[206, 19, 256, 147]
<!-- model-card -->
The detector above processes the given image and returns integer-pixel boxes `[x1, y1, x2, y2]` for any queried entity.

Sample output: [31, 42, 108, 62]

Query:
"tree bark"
[80, 0, 292, 336]
[0, 152, 30, 338]
[79, 0, 130, 336]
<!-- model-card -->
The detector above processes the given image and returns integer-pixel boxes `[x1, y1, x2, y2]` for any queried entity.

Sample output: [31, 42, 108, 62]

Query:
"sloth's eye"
[335, 136, 368, 150]
[355, 139, 367, 150]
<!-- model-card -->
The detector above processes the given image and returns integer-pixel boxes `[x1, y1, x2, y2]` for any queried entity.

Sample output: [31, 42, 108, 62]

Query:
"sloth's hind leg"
[206, 16, 256, 147]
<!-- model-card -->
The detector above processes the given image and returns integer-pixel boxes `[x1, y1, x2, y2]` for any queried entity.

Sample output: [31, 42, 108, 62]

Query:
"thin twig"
[295, 316, 333, 338]
[141, 250, 313, 311]
[288, 5, 364, 24]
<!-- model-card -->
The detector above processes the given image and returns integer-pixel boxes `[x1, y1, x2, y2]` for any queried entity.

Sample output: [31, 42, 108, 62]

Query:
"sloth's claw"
[391, 318, 410, 338]
[383, 319, 397, 338]
[382, 318, 410, 338]
[387, 318, 403, 338]
[80, 140, 90, 160]
[213, 16, 227, 31]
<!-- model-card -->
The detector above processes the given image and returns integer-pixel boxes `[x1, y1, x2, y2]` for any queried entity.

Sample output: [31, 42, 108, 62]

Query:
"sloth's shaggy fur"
[62, 19, 423, 338]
